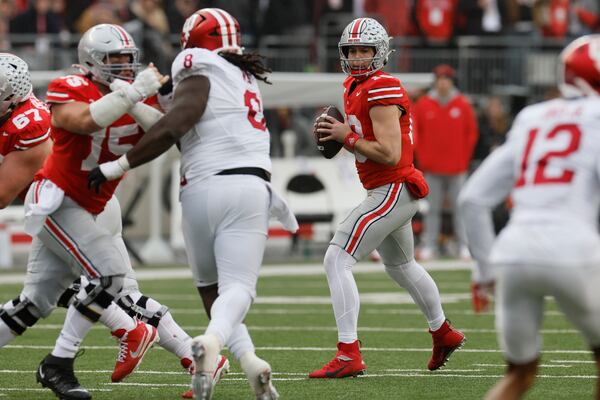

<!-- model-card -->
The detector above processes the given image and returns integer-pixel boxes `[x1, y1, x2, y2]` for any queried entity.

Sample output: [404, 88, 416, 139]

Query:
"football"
[315, 105, 345, 159]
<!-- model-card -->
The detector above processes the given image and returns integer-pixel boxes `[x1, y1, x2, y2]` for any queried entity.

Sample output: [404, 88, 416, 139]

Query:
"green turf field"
[0, 266, 595, 399]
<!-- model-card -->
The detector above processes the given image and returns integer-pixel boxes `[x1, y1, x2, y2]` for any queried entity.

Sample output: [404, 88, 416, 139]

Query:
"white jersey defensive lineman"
[172, 48, 271, 187]
[459, 95, 600, 363]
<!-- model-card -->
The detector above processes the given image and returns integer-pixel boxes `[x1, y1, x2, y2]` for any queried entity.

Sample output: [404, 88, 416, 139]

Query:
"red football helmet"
[558, 34, 600, 97]
[180, 8, 242, 54]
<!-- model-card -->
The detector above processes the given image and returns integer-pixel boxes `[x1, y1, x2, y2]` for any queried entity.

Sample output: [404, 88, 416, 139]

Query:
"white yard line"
[2, 344, 592, 354]
[551, 360, 596, 364]
[0, 260, 473, 285]
[30, 324, 578, 334]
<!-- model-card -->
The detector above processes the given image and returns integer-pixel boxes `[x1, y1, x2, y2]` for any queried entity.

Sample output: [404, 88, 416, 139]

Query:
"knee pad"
[116, 292, 169, 328]
[0, 295, 41, 335]
[72, 275, 124, 322]
[57, 278, 83, 309]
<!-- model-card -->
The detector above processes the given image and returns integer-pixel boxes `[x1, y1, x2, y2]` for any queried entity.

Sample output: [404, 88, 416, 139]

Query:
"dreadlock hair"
[219, 52, 272, 84]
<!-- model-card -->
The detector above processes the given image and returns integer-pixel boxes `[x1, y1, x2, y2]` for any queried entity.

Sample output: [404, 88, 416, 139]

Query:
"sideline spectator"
[413, 64, 478, 260]
[414, 0, 457, 46]
[472, 95, 510, 165]
[457, 0, 507, 35]
[10, 0, 62, 34]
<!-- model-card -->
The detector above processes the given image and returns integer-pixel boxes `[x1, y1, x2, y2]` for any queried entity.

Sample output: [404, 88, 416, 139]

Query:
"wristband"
[344, 132, 360, 151]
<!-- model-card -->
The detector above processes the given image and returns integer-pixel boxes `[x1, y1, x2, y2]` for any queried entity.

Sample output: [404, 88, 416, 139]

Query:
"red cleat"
[428, 320, 465, 370]
[181, 355, 230, 399]
[111, 320, 159, 382]
[309, 341, 366, 378]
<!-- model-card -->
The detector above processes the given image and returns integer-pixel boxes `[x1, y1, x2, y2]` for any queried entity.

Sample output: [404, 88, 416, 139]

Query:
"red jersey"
[343, 70, 418, 190]
[0, 95, 51, 200]
[37, 74, 155, 214]
[0, 95, 51, 159]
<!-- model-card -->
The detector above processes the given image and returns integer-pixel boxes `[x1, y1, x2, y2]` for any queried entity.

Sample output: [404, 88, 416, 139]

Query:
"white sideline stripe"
[3, 344, 593, 354]
[31, 324, 579, 335]
[0, 260, 474, 285]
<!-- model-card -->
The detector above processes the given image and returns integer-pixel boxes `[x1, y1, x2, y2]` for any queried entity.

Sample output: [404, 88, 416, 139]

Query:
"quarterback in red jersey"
[309, 17, 465, 379]
[0, 53, 50, 208]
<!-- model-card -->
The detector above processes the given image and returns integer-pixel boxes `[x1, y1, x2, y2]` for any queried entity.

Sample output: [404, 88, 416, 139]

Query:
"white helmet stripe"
[205, 8, 230, 48]
[215, 9, 237, 48]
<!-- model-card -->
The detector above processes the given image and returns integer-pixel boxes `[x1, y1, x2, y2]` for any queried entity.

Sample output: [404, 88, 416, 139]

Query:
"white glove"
[123, 68, 163, 103]
[109, 78, 129, 92]
[99, 155, 130, 180]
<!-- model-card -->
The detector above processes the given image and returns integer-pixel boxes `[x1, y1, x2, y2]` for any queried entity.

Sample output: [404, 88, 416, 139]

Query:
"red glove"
[471, 281, 495, 314]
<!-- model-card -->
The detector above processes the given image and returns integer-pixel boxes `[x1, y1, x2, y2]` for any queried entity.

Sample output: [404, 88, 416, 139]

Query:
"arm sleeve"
[458, 143, 515, 283]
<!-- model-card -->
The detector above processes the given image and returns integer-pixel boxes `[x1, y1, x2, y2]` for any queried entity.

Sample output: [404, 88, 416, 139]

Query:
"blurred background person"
[413, 64, 478, 260]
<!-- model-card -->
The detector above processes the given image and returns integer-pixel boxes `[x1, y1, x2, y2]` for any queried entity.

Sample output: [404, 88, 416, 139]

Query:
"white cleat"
[242, 354, 279, 400]
[190, 335, 221, 400]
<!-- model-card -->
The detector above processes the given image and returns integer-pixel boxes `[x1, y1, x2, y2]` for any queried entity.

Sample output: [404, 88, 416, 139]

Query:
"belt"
[216, 167, 271, 182]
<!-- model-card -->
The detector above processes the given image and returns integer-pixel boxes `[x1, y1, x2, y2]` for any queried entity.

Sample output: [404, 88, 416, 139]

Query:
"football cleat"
[309, 341, 366, 378]
[36, 354, 91, 400]
[471, 281, 494, 314]
[191, 335, 221, 400]
[181, 355, 230, 399]
[428, 320, 465, 371]
[111, 320, 159, 382]
[242, 355, 279, 400]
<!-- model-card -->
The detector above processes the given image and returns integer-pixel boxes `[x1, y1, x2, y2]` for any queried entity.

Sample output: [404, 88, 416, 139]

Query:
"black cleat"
[36, 354, 91, 400]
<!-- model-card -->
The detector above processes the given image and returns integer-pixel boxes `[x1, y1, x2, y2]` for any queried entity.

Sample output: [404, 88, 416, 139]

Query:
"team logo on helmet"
[0, 53, 32, 116]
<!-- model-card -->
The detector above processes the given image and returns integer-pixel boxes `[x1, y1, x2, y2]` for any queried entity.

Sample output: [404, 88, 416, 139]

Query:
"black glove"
[88, 166, 107, 194]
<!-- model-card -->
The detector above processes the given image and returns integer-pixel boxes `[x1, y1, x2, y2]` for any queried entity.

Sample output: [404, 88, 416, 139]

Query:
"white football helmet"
[558, 34, 600, 98]
[0, 53, 32, 116]
[339, 18, 391, 77]
[78, 24, 140, 86]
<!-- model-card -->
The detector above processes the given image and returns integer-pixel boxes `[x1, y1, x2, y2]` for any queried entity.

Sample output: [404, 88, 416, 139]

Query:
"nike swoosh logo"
[38, 366, 45, 379]
[130, 325, 153, 358]
[325, 366, 346, 378]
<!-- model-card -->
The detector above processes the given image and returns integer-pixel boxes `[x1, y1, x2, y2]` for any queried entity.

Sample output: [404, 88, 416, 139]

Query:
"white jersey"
[459, 96, 600, 267]
[171, 48, 271, 187]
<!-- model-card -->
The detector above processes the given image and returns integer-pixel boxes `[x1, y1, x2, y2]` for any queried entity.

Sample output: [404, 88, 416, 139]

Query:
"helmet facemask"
[339, 18, 392, 78]
[78, 24, 141, 86]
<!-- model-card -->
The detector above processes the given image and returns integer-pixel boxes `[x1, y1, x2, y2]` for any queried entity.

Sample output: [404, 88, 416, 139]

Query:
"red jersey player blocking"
[459, 35, 600, 400]
[6, 24, 168, 400]
[309, 17, 465, 378]
[0, 53, 51, 208]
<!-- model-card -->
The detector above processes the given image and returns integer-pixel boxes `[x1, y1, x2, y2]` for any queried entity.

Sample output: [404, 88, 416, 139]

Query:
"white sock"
[385, 259, 445, 331]
[0, 319, 17, 347]
[158, 311, 192, 359]
[227, 323, 255, 361]
[323, 245, 359, 343]
[205, 285, 252, 346]
[52, 304, 94, 358]
[123, 291, 192, 359]
[99, 302, 136, 332]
